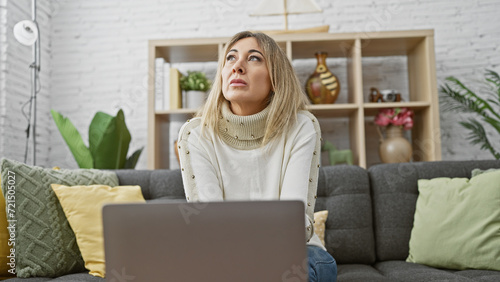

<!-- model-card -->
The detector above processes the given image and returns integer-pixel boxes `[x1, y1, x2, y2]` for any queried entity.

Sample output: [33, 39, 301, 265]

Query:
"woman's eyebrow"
[248, 49, 264, 56]
[227, 49, 264, 56]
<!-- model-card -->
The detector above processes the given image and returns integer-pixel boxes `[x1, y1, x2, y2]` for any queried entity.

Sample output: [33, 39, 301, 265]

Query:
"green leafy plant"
[180, 71, 211, 91]
[440, 69, 500, 159]
[51, 109, 143, 169]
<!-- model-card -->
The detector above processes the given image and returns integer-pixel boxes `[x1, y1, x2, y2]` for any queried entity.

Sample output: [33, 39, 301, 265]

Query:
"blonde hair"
[197, 31, 309, 146]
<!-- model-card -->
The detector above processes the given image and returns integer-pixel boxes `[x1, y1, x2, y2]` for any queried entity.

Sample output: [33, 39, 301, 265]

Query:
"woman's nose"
[232, 59, 245, 74]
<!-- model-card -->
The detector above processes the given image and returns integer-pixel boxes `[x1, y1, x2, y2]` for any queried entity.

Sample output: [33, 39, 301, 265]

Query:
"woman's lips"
[230, 79, 247, 86]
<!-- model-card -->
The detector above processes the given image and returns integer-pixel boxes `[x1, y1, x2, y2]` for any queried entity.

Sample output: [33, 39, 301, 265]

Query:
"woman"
[177, 31, 337, 282]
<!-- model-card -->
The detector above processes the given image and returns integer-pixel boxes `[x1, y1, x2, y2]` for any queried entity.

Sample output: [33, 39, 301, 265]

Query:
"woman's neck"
[228, 101, 268, 116]
[218, 101, 270, 150]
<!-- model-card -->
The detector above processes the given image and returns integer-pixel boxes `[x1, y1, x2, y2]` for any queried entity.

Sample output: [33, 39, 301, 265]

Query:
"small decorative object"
[369, 87, 402, 103]
[321, 140, 353, 165]
[51, 109, 143, 169]
[250, 0, 329, 34]
[440, 69, 500, 159]
[305, 52, 340, 104]
[374, 107, 414, 163]
[180, 71, 211, 109]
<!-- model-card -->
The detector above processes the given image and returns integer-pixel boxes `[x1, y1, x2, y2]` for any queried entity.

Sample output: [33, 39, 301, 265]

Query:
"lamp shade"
[13, 20, 39, 46]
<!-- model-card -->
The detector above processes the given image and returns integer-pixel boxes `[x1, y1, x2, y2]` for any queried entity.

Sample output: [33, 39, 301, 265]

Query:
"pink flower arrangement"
[374, 107, 414, 130]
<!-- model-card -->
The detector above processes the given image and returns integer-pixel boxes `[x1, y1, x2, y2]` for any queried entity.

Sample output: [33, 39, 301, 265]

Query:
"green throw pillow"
[471, 168, 500, 178]
[407, 170, 500, 271]
[0, 158, 119, 278]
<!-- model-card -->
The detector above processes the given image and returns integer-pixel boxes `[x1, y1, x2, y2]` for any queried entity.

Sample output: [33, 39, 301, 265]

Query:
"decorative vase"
[305, 52, 340, 104]
[378, 125, 412, 163]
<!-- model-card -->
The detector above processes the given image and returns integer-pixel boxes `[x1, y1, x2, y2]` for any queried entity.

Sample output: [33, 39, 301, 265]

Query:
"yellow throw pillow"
[314, 210, 328, 247]
[0, 174, 16, 279]
[51, 184, 145, 278]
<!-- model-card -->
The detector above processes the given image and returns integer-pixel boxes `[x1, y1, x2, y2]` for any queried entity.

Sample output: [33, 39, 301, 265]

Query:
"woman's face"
[222, 37, 272, 116]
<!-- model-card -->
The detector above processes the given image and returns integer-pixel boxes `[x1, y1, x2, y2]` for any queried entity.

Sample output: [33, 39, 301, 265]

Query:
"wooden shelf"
[363, 102, 430, 116]
[307, 104, 358, 118]
[148, 29, 441, 169]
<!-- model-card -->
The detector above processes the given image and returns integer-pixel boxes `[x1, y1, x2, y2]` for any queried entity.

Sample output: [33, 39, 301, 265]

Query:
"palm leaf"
[50, 110, 94, 168]
[444, 77, 492, 116]
[124, 147, 143, 169]
[485, 69, 500, 102]
[89, 109, 131, 169]
[487, 98, 499, 107]
[441, 70, 500, 160]
[485, 69, 500, 87]
[459, 119, 500, 159]
[483, 116, 500, 133]
[440, 84, 488, 116]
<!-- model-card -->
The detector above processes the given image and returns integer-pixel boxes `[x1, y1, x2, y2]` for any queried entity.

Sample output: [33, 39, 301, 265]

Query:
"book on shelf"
[155, 59, 181, 111]
[154, 58, 164, 111]
[162, 63, 171, 110]
[170, 68, 182, 110]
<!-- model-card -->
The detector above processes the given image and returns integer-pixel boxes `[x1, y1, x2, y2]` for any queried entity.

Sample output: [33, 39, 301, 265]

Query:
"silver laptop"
[102, 200, 308, 282]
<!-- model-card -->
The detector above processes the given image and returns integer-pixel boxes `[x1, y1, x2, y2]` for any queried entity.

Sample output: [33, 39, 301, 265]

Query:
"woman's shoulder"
[298, 110, 318, 123]
[295, 110, 321, 135]
[178, 117, 203, 141]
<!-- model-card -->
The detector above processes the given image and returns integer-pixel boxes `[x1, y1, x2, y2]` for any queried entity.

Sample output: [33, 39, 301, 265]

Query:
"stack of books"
[154, 57, 182, 111]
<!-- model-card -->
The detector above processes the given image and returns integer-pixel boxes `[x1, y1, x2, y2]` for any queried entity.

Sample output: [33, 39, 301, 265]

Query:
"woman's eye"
[226, 55, 236, 61]
[249, 55, 261, 62]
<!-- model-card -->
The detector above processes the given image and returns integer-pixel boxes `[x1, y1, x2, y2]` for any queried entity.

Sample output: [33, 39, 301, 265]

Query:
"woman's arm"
[279, 113, 321, 242]
[177, 118, 224, 202]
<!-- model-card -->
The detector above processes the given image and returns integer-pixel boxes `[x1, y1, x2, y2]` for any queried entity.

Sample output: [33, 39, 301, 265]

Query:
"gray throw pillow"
[0, 158, 118, 278]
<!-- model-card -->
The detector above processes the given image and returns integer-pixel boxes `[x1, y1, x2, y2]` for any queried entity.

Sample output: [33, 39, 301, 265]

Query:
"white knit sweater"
[177, 102, 324, 249]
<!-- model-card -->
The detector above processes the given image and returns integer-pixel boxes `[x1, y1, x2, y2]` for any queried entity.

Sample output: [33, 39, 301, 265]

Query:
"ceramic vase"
[378, 125, 412, 163]
[184, 90, 207, 109]
[305, 52, 340, 104]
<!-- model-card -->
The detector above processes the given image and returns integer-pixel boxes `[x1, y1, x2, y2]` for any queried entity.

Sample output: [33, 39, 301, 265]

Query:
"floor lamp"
[13, 0, 40, 165]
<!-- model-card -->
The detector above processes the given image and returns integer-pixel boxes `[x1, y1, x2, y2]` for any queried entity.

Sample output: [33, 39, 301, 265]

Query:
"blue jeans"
[308, 245, 337, 282]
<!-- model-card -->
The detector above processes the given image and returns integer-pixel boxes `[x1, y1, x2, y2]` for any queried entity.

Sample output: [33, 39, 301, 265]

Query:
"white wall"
[1, 0, 499, 168]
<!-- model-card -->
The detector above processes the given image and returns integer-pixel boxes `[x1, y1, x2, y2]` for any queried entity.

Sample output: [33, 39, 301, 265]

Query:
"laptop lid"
[103, 200, 308, 282]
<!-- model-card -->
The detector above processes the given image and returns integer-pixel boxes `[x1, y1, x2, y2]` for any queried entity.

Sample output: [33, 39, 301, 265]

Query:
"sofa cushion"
[0, 175, 15, 279]
[51, 184, 146, 278]
[369, 160, 500, 261]
[3, 272, 105, 281]
[375, 260, 500, 282]
[313, 210, 328, 247]
[407, 170, 500, 270]
[315, 165, 375, 264]
[0, 158, 119, 278]
[375, 261, 475, 282]
[337, 264, 394, 282]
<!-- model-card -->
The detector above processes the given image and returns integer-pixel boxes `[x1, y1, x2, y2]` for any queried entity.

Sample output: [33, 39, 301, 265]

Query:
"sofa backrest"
[315, 165, 376, 264]
[368, 159, 500, 262]
[115, 169, 185, 201]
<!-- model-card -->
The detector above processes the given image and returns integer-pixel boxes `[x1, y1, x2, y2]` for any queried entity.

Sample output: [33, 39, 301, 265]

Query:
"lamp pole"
[30, 0, 39, 165]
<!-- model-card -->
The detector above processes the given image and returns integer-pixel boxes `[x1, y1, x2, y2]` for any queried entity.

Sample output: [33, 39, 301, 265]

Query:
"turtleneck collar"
[218, 101, 270, 150]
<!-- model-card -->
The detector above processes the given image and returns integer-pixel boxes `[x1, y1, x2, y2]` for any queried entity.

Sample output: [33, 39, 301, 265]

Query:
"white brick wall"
[1, 0, 499, 168]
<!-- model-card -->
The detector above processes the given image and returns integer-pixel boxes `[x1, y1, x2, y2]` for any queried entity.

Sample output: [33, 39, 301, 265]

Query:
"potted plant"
[51, 109, 143, 169]
[374, 107, 414, 163]
[440, 69, 500, 159]
[180, 71, 211, 109]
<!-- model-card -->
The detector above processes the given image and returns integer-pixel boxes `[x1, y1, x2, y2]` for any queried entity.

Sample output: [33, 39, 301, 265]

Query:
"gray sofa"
[5, 160, 500, 281]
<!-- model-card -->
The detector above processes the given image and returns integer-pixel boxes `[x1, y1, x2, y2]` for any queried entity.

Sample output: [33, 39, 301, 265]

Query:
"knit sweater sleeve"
[177, 118, 224, 202]
[279, 112, 321, 242]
